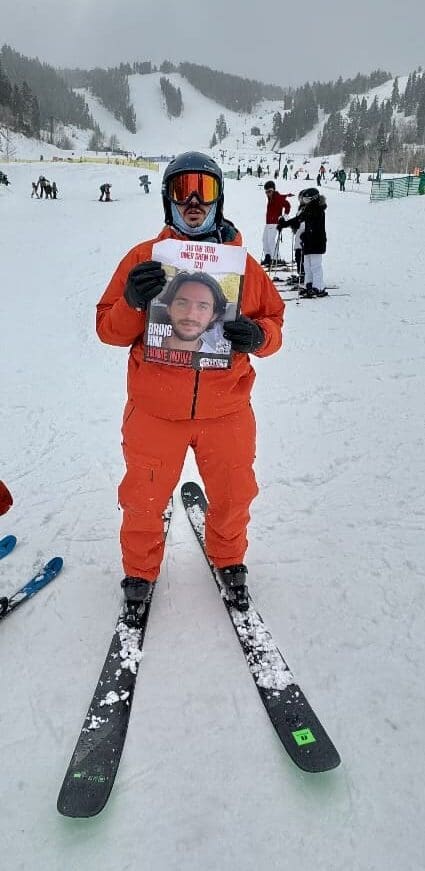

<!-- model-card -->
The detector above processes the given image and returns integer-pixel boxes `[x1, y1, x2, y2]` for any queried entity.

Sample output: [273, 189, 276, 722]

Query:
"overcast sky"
[2, 0, 424, 86]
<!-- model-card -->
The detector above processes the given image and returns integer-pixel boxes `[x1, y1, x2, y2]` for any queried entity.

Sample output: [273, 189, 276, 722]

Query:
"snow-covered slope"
[282, 74, 410, 154]
[77, 72, 283, 156]
[2, 70, 413, 171]
[1, 153, 424, 871]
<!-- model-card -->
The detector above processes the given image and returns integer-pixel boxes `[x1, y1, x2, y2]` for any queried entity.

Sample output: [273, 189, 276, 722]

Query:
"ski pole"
[270, 231, 281, 272]
[296, 250, 303, 304]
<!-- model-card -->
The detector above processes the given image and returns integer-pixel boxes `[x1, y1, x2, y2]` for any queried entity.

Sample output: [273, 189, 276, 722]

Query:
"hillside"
[0, 44, 422, 171]
[78, 71, 283, 156]
[278, 76, 410, 154]
[2, 63, 424, 177]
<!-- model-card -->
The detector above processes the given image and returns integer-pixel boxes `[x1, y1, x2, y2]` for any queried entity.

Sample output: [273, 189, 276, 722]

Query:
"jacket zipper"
[191, 371, 200, 419]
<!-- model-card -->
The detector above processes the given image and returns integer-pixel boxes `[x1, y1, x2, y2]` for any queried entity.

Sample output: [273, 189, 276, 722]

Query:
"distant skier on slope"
[139, 175, 151, 193]
[96, 151, 284, 622]
[262, 180, 292, 267]
[278, 187, 327, 297]
[99, 183, 112, 202]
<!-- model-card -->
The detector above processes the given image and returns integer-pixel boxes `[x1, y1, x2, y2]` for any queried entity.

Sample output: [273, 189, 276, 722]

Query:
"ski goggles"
[168, 172, 220, 205]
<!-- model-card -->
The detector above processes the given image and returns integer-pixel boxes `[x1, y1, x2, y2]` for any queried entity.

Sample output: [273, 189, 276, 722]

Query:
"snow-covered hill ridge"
[280, 75, 410, 155]
[81, 72, 412, 160]
[79, 71, 284, 156]
[1, 70, 414, 169]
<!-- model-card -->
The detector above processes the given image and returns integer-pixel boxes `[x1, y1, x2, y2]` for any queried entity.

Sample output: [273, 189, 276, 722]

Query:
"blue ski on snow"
[0, 535, 17, 560]
[181, 482, 341, 774]
[0, 557, 64, 620]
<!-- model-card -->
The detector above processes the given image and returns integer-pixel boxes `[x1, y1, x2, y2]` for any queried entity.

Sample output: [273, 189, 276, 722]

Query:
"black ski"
[262, 260, 296, 271]
[280, 291, 349, 302]
[267, 268, 297, 277]
[275, 276, 305, 287]
[181, 482, 340, 774]
[275, 283, 339, 291]
[297, 284, 340, 290]
[57, 502, 172, 818]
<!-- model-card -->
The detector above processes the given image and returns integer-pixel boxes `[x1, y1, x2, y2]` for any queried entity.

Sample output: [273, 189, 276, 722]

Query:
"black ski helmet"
[264, 180, 275, 190]
[299, 187, 320, 204]
[162, 151, 224, 227]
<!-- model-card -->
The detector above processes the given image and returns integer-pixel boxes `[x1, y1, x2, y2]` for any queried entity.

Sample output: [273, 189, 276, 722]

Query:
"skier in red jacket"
[97, 152, 284, 623]
[261, 181, 292, 266]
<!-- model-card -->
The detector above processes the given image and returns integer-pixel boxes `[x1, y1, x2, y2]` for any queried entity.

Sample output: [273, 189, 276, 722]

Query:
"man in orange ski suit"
[96, 152, 284, 616]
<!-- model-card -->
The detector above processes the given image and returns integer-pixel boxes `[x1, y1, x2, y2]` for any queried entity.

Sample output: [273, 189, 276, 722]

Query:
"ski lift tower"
[277, 152, 285, 172]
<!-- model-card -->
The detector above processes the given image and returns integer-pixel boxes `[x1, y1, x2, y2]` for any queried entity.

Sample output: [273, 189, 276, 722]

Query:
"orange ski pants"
[118, 403, 258, 580]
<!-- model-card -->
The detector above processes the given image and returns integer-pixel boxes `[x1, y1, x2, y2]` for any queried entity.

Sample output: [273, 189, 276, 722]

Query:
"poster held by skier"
[144, 238, 246, 370]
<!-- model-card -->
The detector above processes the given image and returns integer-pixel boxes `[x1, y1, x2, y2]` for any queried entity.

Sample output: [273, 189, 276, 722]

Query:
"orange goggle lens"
[169, 172, 220, 205]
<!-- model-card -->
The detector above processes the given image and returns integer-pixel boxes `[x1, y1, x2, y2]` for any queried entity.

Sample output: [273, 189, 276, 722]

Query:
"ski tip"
[0, 535, 17, 558]
[296, 750, 341, 773]
[181, 481, 202, 494]
[57, 767, 114, 818]
[57, 797, 107, 819]
[45, 557, 64, 574]
[181, 482, 205, 505]
[57, 792, 108, 819]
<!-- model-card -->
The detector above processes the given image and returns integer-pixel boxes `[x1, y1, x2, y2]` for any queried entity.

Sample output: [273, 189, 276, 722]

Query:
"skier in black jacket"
[278, 188, 327, 297]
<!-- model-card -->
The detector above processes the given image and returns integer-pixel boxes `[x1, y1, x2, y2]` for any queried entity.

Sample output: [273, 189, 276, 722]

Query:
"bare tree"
[0, 127, 17, 160]
[108, 134, 120, 152]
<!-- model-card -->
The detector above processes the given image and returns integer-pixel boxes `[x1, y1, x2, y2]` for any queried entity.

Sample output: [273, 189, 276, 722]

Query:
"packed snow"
[1, 101, 425, 870]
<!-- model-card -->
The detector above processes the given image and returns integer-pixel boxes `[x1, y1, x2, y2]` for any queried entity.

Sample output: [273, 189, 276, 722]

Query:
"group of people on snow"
[237, 162, 294, 182]
[99, 176, 151, 200]
[31, 176, 58, 199]
[27, 177, 152, 202]
[261, 179, 327, 297]
[330, 168, 360, 190]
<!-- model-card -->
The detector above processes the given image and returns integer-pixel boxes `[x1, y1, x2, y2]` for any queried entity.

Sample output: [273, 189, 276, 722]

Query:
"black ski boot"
[299, 282, 314, 298]
[121, 577, 153, 627]
[261, 254, 272, 267]
[217, 564, 250, 612]
[313, 287, 328, 297]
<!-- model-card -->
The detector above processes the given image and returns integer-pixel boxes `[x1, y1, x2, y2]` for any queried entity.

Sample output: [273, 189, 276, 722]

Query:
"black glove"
[223, 315, 265, 353]
[124, 261, 166, 310]
[276, 217, 287, 232]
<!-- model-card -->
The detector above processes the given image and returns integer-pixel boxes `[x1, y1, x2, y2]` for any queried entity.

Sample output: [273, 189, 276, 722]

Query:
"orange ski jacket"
[96, 225, 285, 421]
